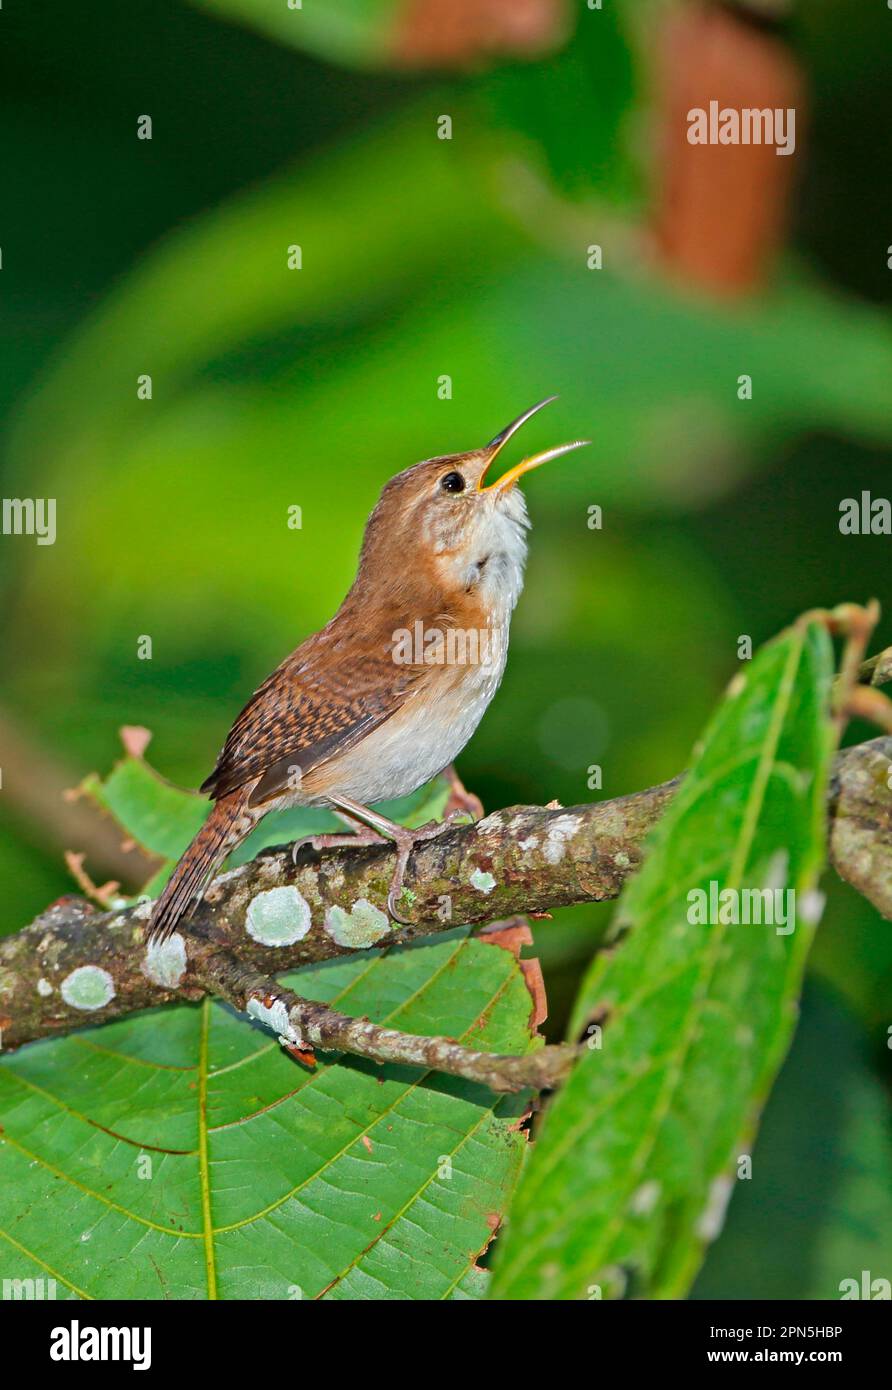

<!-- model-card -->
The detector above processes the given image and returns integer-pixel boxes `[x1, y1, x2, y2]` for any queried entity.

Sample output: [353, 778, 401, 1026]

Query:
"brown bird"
[147, 398, 589, 944]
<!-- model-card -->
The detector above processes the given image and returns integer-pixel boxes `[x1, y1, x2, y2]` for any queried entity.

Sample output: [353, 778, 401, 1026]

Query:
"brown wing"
[200, 616, 422, 806]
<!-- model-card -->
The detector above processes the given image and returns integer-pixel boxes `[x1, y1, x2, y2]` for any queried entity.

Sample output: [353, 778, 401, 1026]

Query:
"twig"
[858, 648, 892, 688]
[197, 949, 580, 1094]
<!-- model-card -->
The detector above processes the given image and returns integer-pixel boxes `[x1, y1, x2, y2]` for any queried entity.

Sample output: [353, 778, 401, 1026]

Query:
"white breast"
[312, 637, 509, 807]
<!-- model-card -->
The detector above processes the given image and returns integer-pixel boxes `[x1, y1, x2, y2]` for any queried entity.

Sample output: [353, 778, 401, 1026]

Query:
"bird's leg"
[328, 795, 465, 925]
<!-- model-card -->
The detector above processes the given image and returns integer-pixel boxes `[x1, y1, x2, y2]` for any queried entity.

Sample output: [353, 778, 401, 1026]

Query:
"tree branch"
[1, 732, 890, 1075]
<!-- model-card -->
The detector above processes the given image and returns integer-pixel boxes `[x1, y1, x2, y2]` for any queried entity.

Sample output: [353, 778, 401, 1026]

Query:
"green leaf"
[4, 749, 487, 1297]
[489, 615, 836, 1300]
[80, 760, 210, 863]
[0, 929, 535, 1299]
[449, 1264, 492, 1300]
[190, 0, 403, 70]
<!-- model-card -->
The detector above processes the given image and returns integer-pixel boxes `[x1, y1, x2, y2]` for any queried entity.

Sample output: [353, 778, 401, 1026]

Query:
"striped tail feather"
[147, 791, 255, 945]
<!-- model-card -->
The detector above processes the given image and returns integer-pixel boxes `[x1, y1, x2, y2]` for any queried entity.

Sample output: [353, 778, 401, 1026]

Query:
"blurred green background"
[1, 0, 890, 1298]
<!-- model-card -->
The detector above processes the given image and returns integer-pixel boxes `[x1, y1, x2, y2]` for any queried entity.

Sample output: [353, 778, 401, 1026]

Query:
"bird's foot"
[385, 812, 465, 925]
[291, 808, 465, 927]
[291, 825, 386, 864]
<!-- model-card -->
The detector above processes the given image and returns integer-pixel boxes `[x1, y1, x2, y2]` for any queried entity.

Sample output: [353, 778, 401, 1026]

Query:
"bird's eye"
[440, 471, 465, 494]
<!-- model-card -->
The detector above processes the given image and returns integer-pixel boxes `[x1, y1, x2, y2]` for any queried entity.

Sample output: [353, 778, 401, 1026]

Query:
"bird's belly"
[305, 661, 504, 807]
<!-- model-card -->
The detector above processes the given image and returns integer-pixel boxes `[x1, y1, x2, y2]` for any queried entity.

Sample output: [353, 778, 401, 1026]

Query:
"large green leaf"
[0, 930, 534, 1299]
[490, 615, 836, 1299]
[0, 743, 511, 1299]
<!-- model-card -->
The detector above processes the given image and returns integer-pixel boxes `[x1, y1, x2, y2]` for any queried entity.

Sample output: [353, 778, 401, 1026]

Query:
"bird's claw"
[291, 835, 311, 865]
[387, 885, 415, 926]
[385, 814, 466, 924]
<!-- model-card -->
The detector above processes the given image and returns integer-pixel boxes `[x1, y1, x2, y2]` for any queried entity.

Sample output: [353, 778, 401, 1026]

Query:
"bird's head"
[355, 398, 589, 615]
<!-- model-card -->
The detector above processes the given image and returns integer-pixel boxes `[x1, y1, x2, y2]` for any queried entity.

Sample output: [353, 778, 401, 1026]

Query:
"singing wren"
[148, 398, 589, 943]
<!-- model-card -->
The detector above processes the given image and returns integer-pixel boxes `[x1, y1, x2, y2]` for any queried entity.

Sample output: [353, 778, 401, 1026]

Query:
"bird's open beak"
[477, 396, 591, 493]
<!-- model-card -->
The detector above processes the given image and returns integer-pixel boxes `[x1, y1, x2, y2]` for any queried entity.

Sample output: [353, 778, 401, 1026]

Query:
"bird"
[147, 398, 589, 944]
